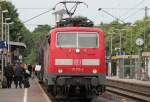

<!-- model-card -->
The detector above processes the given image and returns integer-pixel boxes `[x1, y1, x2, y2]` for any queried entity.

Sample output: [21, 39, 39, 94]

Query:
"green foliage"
[97, 17, 150, 56]
[1, 1, 51, 64]
[0, 1, 30, 63]
[0, 1, 29, 41]
[23, 25, 51, 64]
[2, 1, 150, 65]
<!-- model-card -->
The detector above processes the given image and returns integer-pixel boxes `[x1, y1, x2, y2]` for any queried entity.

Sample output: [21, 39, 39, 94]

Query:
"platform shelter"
[109, 55, 139, 79]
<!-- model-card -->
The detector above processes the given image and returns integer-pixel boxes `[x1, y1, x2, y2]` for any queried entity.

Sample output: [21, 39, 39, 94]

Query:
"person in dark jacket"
[28, 64, 32, 77]
[14, 63, 23, 88]
[23, 68, 30, 88]
[4, 64, 14, 88]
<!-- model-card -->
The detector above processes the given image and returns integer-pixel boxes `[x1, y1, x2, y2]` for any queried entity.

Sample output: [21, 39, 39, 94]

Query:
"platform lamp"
[1, 10, 8, 40]
[127, 24, 137, 79]
[5, 18, 11, 40]
[144, 19, 150, 51]
[4, 18, 11, 66]
[107, 32, 115, 77]
[136, 38, 144, 80]
[143, 19, 150, 80]
[1, 10, 8, 82]
[113, 29, 126, 55]
[7, 22, 14, 63]
[127, 24, 137, 55]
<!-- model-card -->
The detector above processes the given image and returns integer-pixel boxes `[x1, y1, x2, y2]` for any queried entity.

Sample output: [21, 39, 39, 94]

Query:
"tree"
[23, 25, 51, 64]
[0, 1, 31, 64]
[0, 1, 30, 41]
[97, 18, 150, 55]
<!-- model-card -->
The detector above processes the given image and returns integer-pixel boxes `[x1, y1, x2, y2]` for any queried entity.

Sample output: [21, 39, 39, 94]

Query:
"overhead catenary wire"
[99, 0, 149, 23]
[122, 8, 144, 21]
[22, 1, 88, 24]
[19, 0, 149, 25]
[122, 0, 150, 21]
[17, 7, 146, 10]
[18, 8, 49, 10]
[98, 8, 126, 23]
[121, 0, 147, 20]
[22, 8, 54, 24]
[100, 8, 144, 10]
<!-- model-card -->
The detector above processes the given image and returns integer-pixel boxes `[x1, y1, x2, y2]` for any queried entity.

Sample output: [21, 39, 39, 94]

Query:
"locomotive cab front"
[45, 27, 106, 99]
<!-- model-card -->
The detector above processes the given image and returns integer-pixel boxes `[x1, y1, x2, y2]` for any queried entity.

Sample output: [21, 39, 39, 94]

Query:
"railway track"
[107, 78, 150, 102]
[40, 81, 109, 102]
[41, 83, 132, 102]
[91, 91, 138, 102]
[40, 82, 87, 102]
[40, 79, 150, 102]
[106, 86, 150, 102]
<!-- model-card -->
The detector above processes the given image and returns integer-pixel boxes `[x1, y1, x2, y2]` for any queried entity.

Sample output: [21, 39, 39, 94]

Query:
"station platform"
[107, 76, 150, 86]
[0, 78, 51, 102]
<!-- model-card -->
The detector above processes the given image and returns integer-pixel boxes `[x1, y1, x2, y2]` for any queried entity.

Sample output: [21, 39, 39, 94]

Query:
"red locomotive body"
[49, 27, 105, 73]
[38, 26, 106, 100]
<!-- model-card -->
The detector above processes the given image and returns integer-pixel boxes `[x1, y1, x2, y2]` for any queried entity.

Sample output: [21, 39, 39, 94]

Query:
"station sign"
[0, 41, 7, 48]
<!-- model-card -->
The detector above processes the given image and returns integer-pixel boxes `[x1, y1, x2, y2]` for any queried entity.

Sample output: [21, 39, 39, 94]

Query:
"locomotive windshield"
[56, 32, 98, 48]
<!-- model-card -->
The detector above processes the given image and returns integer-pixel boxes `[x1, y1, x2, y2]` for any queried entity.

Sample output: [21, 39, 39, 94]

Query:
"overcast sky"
[9, 0, 150, 31]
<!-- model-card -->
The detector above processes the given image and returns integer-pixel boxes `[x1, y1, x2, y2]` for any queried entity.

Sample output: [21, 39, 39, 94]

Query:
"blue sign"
[0, 41, 8, 48]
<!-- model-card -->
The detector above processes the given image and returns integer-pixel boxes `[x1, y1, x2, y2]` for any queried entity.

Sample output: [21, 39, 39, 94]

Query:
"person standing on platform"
[14, 63, 23, 88]
[28, 64, 32, 78]
[32, 64, 35, 79]
[4, 63, 14, 88]
[24, 64, 28, 70]
[23, 65, 30, 88]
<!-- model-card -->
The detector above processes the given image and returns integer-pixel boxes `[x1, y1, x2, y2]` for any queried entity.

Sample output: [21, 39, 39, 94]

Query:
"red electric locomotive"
[38, 18, 106, 101]
[37, 1, 106, 101]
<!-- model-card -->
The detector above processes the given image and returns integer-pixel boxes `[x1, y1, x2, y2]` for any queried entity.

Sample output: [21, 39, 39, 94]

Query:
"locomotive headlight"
[58, 69, 63, 73]
[75, 48, 80, 53]
[93, 69, 97, 74]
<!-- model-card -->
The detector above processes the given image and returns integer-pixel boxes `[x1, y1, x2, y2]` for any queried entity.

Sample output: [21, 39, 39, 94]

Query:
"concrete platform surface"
[0, 79, 51, 102]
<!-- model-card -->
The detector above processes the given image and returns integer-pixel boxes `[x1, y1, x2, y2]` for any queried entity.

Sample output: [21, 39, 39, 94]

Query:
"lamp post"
[5, 18, 11, 40]
[4, 18, 11, 66]
[107, 32, 114, 77]
[125, 24, 137, 54]
[1, 10, 8, 40]
[135, 38, 144, 80]
[114, 29, 126, 55]
[114, 29, 126, 78]
[143, 20, 150, 80]
[144, 20, 150, 51]
[1, 10, 8, 82]
[129, 24, 136, 54]
[128, 24, 136, 78]
[7, 22, 14, 63]
[107, 29, 125, 78]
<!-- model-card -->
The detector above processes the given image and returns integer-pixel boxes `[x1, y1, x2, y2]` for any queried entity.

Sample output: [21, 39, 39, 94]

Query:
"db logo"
[73, 59, 82, 65]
